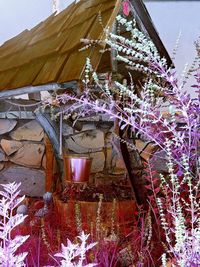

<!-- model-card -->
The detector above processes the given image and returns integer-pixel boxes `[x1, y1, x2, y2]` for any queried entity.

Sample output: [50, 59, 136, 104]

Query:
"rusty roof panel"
[51, 2, 76, 23]
[87, 8, 115, 40]
[29, 14, 72, 45]
[0, 31, 69, 72]
[0, 69, 19, 91]
[58, 46, 101, 83]
[67, 5, 102, 29]
[58, 50, 89, 82]
[0, 0, 120, 91]
[29, 21, 65, 45]
[88, 0, 114, 7]
[8, 59, 45, 89]
[60, 15, 96, 53]
[33, 53, 69, 85]
[0, 30, 32, 58]
[65, 0, 115, 29]
[0, 15, 58, 58]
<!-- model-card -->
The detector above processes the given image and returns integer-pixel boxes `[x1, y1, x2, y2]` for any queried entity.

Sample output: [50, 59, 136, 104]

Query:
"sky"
[145, 1, 200, 75]
[0, 0, 199, 96]
[0, 0, 51, 43]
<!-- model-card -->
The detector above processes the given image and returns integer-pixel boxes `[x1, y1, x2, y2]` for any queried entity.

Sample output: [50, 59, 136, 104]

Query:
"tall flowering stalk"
[0, 182, 29, 267]
[158, 143, 200, 266]
[44, 15, 200, 265]
[49, 15, 199, 173]
[54, 231, 97, 267]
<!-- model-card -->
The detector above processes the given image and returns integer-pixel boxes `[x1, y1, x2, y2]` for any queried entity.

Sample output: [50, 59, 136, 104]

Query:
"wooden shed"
[0, 0, 172, 201]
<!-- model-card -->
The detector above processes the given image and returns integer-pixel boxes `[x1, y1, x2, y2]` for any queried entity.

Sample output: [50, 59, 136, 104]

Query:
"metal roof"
[0, 0, 120, 92]
[0, 0, 172, 94]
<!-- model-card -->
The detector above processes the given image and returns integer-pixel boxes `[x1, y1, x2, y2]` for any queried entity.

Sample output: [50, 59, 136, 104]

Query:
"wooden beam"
[35, 112, 64, 190]
[45, 135, 56, 192]
[35, 112, 60, 159]
[0, 81, 77, 99]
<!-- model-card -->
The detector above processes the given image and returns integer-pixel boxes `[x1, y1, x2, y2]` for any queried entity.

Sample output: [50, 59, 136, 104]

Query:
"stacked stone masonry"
[0, 119, 46, 197]
[0, 118, 166, 197]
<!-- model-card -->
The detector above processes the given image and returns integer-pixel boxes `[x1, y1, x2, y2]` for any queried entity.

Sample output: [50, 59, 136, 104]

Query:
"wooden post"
[45, 135, 56, 192]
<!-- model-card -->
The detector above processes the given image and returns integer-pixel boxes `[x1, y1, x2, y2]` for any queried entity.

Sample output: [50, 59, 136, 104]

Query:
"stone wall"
[0, 119, 46, 197]
[0, 116, 161, 197]
[0, 117, 128, 196]
[63, 121, 127, 176]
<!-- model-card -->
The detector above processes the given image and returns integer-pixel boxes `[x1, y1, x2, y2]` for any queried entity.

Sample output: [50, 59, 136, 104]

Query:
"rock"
[62, 122, 74, 136]
[0, 119, 17, 135]
[66, 138, 89, 154]
[0, 166, 45, 197]
[81, 123, 96, 131]
[63, 123, 96, 137]
[10, 120, 44, 141]
[150, 150, 168, 173]
[1, 139, 23, 156]
[101, 114, 114, 122]
[66, 130, 104, 154]
[0, 149, 6, 161]
[0, 162, 4, 170]
[90, 151, 105, 173]
[135, 140, 156, 161]
[10, 143, 45, 168]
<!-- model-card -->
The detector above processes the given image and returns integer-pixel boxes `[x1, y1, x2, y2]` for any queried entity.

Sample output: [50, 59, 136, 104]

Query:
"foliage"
[54, 231, 97, 267]
[44, 14, 200, 266]
[0, 182, 29, 267]
[158, 142, 200, 267]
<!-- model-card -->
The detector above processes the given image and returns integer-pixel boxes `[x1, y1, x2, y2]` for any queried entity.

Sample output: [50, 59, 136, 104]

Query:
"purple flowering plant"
[43, 15, 200, 266]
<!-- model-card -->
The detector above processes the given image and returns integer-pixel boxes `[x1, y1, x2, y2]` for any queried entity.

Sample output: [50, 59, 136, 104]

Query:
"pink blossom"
[122, 1, 130, 16]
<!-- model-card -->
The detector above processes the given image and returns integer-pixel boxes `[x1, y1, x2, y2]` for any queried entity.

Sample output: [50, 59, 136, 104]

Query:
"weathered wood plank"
[44, 135, 55, 192]
[35, 112, 64, 190]
[35, 112, 61, 160]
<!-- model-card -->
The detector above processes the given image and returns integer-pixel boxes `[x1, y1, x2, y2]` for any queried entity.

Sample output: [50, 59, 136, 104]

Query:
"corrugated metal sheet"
[33, 54, 69, 85]
[8, 59, 45, 89]
[58, 46, 101, 83]
[0, 0, 119, 91]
